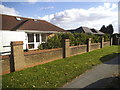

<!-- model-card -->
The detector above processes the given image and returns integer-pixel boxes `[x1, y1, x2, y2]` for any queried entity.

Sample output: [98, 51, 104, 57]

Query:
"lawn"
[2, 45, 120, 88]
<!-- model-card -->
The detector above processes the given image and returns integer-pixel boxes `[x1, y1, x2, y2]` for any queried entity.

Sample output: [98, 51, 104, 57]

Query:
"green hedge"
[38, 33, 110, 50]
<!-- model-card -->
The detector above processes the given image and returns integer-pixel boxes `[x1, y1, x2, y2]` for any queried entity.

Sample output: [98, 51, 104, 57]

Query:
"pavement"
[62, 55, 120, 88]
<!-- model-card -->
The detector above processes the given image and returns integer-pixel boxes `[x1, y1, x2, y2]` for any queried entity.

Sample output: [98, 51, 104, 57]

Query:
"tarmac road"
[62, 55, 120, 88]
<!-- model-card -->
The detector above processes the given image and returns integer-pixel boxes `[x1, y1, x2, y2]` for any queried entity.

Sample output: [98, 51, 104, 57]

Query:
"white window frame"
[26, 33, 42, 50]
[41, 33, 47, 43]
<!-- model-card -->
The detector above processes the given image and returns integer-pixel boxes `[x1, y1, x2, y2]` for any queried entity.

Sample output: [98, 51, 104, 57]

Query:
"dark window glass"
[41, 34, 46, 42]
[36, 34, 40, 42]
[28, 33, 34, 42]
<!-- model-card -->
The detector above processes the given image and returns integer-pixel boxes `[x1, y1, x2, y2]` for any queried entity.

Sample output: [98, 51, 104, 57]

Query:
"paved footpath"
[62, 55, 120, 88]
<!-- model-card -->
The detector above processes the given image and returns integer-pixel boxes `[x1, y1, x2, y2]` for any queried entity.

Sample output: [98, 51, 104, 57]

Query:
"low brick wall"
[91, 43, 100, 51]
[24, 48, 63, 66]
[1, 48, 63, 74]
[0, 55, 10, 74]
[104, 41, 110, 47]
[1, 40, 111, 75]
[70, 45, 87, 56]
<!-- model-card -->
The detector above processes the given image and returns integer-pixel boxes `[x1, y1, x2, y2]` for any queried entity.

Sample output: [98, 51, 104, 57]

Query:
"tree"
[106, 24, 114, 34]
[100, 24, 114, 34]
[100, 25, 106, 33]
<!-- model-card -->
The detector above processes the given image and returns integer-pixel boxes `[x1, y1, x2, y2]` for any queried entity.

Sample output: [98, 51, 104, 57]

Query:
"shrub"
[38, 33, 108, 50]
[38, 33, 63, 50]
[103, 34, 111, 42]
[38, 43, 48, 50]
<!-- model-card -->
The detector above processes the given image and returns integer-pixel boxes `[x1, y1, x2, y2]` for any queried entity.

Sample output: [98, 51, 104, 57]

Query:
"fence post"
[10, 41, 26, 72]
[100, 37, 104, 48]
[110, 37, 113, 46]
[87, 38, 91, 52]
[62, 39, 70, 58]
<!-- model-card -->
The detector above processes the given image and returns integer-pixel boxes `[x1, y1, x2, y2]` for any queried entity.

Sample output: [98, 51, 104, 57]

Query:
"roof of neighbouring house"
[67, 29, 76, 32]
[1, 14, 67, 32]
[67, 26, 104, 35]
[79, 27, 93, 34]
[90, 28, 104, 35]
[67, 27, 93, 34]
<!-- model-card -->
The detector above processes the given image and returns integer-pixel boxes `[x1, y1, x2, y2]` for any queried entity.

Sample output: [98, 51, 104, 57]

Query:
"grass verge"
[2, 45, 120, 88]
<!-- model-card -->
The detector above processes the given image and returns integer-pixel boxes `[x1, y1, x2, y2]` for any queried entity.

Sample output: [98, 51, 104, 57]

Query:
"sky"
[0, 1, 119, 33]
[118, 1, 120, 33]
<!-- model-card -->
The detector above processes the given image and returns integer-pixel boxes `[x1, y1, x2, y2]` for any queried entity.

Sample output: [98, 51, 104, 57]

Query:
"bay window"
[27, 33, 47, 49]
[28, 33, 34, 43]
[41, 33, 46, 43]
[36, 34, 40, 42]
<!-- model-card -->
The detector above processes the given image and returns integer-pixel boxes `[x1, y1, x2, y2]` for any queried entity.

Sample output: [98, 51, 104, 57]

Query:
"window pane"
[28, 44, 34, 49]
[28, 33, 34, 42]
[36, 34, 40, 42]
[41, 34, 46, 42]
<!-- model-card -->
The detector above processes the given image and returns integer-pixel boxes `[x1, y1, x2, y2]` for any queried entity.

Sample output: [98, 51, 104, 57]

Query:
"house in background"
[0, 14, 67, 55]
[67, 26, 104, 35]
[90, 28, 104, 35]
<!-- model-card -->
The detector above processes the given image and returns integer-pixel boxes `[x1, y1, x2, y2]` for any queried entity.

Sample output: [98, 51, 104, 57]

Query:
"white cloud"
[37, 14, 54, 21]
[118, 2, 120, 33]
[39, 3, 118, 33]
[0, 5, 20, 16]
[104, 3, 111, 8]
[39, 6, 54, 10]
[27, 0, 38, 2]
[26, 0, 39, 4]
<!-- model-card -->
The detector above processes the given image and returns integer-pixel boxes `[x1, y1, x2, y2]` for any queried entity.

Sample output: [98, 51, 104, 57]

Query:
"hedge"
[38, 33, 110, 50]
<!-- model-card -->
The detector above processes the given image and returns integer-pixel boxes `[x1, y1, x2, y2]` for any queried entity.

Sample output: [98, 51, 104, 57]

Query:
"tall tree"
[100, 25, 106, 33]
[100, 24, 114, 34]
[106, 24, 114, 34]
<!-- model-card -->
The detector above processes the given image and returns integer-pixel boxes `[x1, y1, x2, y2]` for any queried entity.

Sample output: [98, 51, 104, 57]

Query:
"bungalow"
[0, 14, 67, 55]
[67, 26, 104, 35]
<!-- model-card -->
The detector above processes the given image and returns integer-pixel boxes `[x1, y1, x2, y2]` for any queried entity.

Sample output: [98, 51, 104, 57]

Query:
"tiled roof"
[1, 14, 67, 32]
[67, 26, 104, 35]
[90, 29, 104, 35]
[81, 27, 93, 34]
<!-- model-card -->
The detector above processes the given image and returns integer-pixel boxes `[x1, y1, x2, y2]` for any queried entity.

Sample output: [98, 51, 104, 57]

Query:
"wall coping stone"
[11, 41, 23, 46]
[91, 43, 100, 45]
[70, 45, 87, 48]
[24, 48, 62, 56]
[0, 55, 10, 60]
[104, 41, 110, 43]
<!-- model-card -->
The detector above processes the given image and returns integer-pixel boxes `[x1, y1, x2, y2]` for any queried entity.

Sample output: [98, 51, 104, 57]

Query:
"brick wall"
[104, 41, 110, 47]
[91, 43, 101, 51]
[0, 55, 10, 74]
[24, 48, 63, 66]
[70, 45, 87, 56]
[1, 40, 111, 75]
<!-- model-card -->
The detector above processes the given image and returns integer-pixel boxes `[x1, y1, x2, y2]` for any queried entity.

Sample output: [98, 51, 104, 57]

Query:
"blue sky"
[2, 2, 104, 17]
[0, 2, 119, 33]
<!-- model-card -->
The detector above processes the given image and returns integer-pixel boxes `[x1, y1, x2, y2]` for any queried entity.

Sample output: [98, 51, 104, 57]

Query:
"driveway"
[62, 55, 120, 88]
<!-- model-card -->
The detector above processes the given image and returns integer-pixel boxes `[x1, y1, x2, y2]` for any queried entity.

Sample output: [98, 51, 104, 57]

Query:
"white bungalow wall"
[0, 30, 27, 55]
[0, 30, 47, 55]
